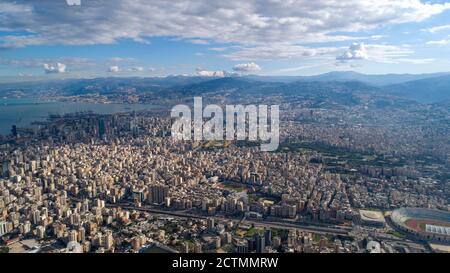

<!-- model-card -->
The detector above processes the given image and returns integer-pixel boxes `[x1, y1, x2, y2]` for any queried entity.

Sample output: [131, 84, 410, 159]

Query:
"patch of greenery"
[0, 246, 9, 253]
[388, 231, 406, 239]
[271, 228, 289, 240]
[162, 222, 179, 234]
[277, 141, 409, 168]
[245, 227, 264, 237]
[222, 183, 246, 192]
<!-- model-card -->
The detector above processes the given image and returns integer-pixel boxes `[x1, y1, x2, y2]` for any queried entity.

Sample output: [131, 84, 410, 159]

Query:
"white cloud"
[426, 39, 450, 46]
[209, 47, 228, 52]
[232, 62, 261, 73]
[18, 73, 33, 77]
[337, 43, 368, 61]
[273, 63, 331, 74]
[43, 63, 66, 74]
[66, 0, 81, 6]
[396, 58, 435, 64]
[196, 69, 228, 77]
[336, 43, 413, 63]
[370, 35, 386, 40]
[108, 66, 120, 73]
[367, 44, 414, 63]
[224, 44, 338, 61]
[423, 24, 450, 33]
[129, 66, 144, 72]
[189, 39, 210, 45]
[0, 0, 449, 58]
[108, 57, 136, 63]
[0, 57, 92, 68]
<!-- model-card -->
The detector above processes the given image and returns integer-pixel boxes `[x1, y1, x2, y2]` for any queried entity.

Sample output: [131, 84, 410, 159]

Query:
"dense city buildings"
[0, 0, 450, 265]
[0, 106, 448, 253]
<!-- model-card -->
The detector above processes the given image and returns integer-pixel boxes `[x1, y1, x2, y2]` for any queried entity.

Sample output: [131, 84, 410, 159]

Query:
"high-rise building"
[98, 119, 106, 139]
[69, 229, 78, 242]
[36, 226, 45, 239]
[194, 242, 202, 253]
[82, 199, 89, 213]
[149, 185, 169, 204]
[131, 236, 141, 251]
[1, 161, 9, 177]
[207, 218, 215, 231]
[78, 227, 86, 242]
[103, 230, 114, 250]
[215, 237, 221, 249]
[255, 234, 265, 253]
[264, 228, 272, 246]
[132, 189, 145, 203]
[183, 242, 189, 253]
[0, 221, 7, 236]
[11, 125, 17, 137]
[31, 210, 41, 225]
[236, 242, 248, 253]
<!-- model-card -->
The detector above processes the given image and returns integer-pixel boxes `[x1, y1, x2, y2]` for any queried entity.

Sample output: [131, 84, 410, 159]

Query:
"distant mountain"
[306, 71, 450, 86]
[1, 72, 449, 104]
[168, 77, 381, 107]
[170, 77, 285, 97]
[0, 76, 215, 97]
[57, 76, 214, 96]
[169, 77, 379, 96]
[246, 71, 450, 86]
[385, 75, 450, 103]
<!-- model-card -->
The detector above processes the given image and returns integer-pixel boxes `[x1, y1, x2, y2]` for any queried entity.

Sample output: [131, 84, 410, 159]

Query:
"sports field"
[405, 219, 450, 232]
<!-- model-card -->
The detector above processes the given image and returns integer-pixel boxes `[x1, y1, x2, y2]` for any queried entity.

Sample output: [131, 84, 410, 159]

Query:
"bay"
[0, 98, 158, 135]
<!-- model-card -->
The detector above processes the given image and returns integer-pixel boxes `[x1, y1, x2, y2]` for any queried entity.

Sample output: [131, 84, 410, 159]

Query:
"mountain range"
[1, 71, 450, 103]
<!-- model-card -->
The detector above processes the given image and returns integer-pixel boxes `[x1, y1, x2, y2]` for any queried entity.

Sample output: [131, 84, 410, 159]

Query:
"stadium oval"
[390, 208, 450, 243]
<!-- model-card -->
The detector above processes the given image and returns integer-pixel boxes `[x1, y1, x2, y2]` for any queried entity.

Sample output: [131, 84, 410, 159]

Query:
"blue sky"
[1, 0, 450, 82]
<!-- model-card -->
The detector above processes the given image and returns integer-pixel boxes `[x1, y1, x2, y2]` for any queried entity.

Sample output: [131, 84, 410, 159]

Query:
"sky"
[1, 0, 450, 82]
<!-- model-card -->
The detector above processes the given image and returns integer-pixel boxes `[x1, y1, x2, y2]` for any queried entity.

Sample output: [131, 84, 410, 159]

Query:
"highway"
[104, 202, 350, 236]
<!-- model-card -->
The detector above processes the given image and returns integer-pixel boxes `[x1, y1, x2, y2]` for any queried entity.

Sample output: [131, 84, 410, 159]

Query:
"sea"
[0, 98, 158, 135]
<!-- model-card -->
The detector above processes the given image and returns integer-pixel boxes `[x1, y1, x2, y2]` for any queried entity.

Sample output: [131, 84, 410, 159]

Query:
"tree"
[0, 246, 9, 253]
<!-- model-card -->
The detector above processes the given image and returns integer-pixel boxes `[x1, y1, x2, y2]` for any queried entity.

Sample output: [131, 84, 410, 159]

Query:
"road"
[105, 202, 350, 236]
[69, 196, 350, 236]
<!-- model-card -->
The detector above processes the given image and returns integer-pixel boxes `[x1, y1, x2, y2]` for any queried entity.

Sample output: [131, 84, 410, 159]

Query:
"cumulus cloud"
[232, 62, 261, 73]
[0, 0, 448, 59]
[337, 43, 369, 61]
[108, 66, 120, 73]
[43, 63, 66, 74]
[66, 0, 81, 6]
[336, 43, 414, 64]
[196, 69, 228, 77]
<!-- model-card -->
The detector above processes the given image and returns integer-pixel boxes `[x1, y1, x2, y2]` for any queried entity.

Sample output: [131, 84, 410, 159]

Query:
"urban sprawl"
[0, 101, 449, 254]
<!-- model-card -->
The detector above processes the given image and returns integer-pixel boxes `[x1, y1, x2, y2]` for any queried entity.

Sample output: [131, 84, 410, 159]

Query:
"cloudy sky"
[1, 0, 450, 81]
